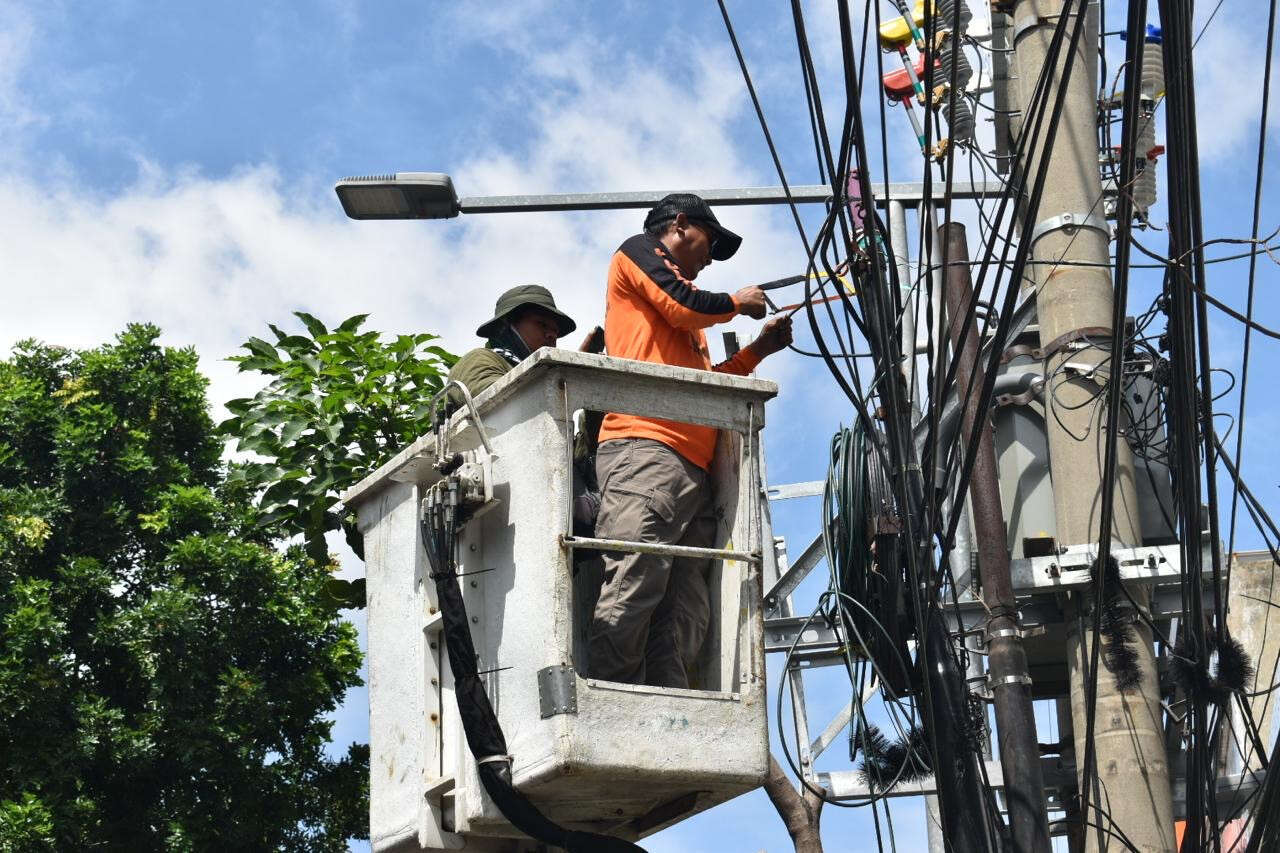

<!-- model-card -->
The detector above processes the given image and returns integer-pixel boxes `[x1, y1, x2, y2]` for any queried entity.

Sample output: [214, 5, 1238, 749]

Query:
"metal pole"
[941, 222, 1050, 852]
[453, 182, 1001, 214]
[1010, 0, 1175, 849]
[888, 200, 919, 398]
[925, 795, 947, 852]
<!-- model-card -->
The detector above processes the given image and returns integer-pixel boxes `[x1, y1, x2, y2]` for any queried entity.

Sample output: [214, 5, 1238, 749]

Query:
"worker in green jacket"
[448, 284, 604, 537]
[448, 284, 600, 397]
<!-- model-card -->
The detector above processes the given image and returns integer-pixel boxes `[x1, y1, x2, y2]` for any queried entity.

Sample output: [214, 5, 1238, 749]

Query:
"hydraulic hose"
[421, 495, 644, 853]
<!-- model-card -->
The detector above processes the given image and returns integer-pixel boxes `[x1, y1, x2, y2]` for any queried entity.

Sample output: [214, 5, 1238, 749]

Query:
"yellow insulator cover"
[878, 0, 930, 49]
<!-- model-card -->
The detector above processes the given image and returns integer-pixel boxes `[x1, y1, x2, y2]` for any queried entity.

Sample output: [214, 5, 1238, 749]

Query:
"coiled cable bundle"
[824, 420, 913, 696]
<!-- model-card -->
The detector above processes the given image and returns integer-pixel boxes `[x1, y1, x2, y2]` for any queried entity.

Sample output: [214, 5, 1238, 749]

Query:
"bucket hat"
[475, 284, 577, 339]
[643, 193, 743, 261]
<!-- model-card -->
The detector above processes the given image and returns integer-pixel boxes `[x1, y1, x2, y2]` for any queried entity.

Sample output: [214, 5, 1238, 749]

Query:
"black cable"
[1129, 237, 1280, 340]
[1193, 0, 1227, 49]
[1157, 0, 1228, 840]
[419, 488, 644, 852]
[716, 0, 813, 259]
[1225, 0, 1277, 577]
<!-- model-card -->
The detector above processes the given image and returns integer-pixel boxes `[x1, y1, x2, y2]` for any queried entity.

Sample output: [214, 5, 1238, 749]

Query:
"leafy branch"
[220, 313, 455, 608]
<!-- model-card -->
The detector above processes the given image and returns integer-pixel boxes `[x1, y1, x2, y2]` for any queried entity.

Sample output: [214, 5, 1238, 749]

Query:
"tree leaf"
[322, 577, 366, 610]
[294, 312, 328, 339]
[279, 420, 306, 445]
[245, 337, 279, 361]
[276, 335, 316, 351]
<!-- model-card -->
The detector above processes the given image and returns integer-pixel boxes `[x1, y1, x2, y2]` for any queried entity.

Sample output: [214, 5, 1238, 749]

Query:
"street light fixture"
[334, 172, 460, 220]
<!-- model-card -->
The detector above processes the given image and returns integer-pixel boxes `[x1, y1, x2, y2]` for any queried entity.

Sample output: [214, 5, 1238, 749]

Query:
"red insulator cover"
[882, 54, 938, 102]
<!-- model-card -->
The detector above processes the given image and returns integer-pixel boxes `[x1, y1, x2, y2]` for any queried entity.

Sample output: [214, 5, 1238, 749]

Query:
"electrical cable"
[715, 0, 1277, 845]
[1225, 0, 1277, 584]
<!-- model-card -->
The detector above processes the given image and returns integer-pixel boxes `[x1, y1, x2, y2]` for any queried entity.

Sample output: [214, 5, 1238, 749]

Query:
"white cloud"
[1191, 15, 1280, 158]
[1, 0, 832, 427]
[0, 1, 42, 152]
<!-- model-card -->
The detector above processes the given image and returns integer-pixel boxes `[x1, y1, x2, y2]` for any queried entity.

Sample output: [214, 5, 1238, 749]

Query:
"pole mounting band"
[1040, 325, 1114, 360]
[1030, 211, 1111, 245]
[988, 673, 1034, 687]
[1012, 14, 1054, 41]
[983, 625, 1046, 645]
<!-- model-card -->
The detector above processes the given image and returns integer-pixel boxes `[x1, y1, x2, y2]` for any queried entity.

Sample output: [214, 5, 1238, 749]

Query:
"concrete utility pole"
[1009, 0, 1176, 849]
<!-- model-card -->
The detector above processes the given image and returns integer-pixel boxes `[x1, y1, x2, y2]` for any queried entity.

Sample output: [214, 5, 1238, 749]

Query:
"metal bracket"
[429, 379, 494, 457]
[765, 532, 824, 618]
[537, 665, 578, 718]
[1061, 361, 1110, 385]
[994, 375, 1045, 408]
[1030, 211, 1111, 245]
[766, 480, 826, 501]
[1010, 542, 1222, 594]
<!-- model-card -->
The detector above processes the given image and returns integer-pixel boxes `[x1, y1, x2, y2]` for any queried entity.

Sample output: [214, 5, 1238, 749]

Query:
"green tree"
[220, 313, 455, 607]
[0, 325, 366, 851]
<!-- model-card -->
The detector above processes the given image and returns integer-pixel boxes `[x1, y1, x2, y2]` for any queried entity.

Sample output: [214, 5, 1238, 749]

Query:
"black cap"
[643, 193, 742, 261]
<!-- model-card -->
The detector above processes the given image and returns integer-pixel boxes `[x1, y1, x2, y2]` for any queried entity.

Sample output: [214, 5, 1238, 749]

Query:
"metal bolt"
[429, 713, 439, 724]
[471, 616, 479, 624]
[469, 543, 477, 552]
[470, 580, 478, 588]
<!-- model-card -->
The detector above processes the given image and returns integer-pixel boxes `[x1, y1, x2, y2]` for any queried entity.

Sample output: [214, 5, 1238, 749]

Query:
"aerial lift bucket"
[344, 350, 777, 851]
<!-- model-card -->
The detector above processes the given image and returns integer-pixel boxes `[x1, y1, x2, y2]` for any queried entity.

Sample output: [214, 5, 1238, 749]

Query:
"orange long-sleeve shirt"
[598, 233, 761, 470]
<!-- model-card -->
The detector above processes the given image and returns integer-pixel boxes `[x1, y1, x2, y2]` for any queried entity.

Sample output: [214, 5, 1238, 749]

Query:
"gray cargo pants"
[587, 438, 717, 689]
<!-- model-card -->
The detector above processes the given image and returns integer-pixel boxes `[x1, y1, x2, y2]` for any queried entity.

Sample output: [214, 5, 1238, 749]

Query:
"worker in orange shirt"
[588, 193, 792, 688]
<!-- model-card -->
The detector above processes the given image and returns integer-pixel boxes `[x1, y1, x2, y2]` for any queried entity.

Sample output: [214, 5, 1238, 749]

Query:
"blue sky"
[2, 0, 1277, 850]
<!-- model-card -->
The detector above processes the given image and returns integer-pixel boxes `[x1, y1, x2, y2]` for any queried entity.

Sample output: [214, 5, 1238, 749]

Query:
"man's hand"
[578, 326, 605, 354]
[734, 285, 768, 319]
[747, 315, 793, 359]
